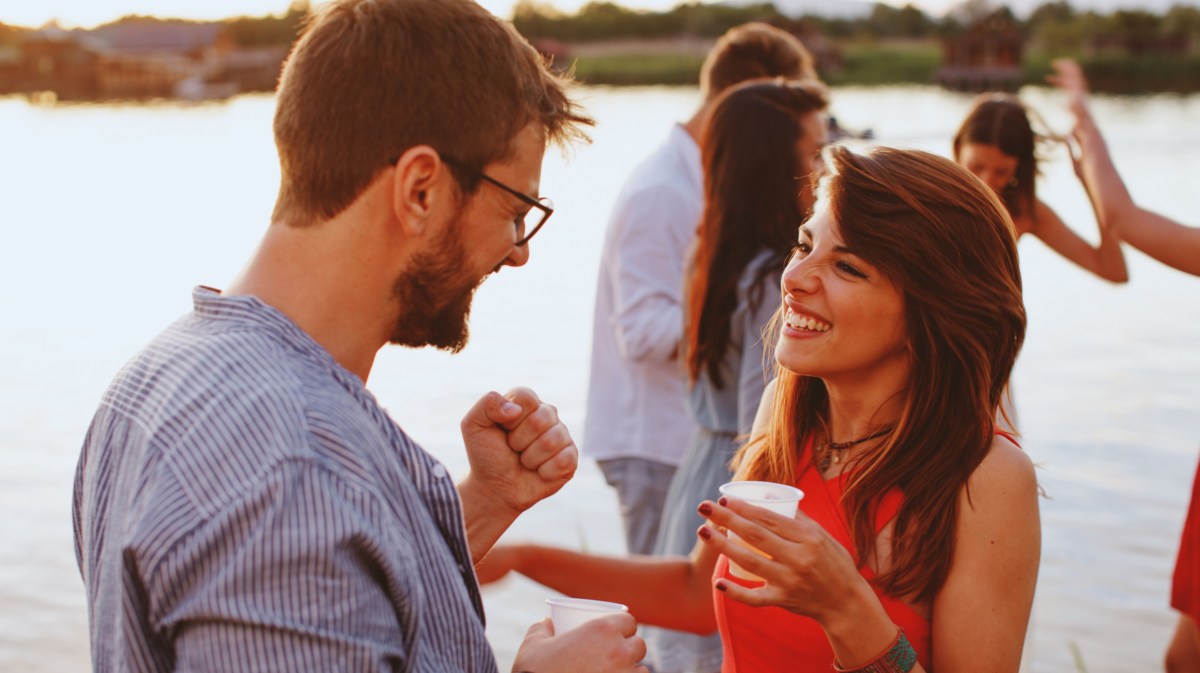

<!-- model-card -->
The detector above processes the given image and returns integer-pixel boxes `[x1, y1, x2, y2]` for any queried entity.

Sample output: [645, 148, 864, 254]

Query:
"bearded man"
[71, 2, 645, 672]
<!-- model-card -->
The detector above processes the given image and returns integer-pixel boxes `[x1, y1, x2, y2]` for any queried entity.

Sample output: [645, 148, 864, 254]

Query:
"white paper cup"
[546, 597, 629, 634]
[717, 481, 804, 581]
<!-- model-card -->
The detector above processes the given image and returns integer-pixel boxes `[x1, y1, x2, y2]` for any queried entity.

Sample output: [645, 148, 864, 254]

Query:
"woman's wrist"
[832, 626, 918, 673]
[820, 579, 898, 668]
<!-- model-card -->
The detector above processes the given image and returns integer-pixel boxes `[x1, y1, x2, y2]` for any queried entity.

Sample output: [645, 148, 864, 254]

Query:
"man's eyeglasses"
[441, 156, 554, 247]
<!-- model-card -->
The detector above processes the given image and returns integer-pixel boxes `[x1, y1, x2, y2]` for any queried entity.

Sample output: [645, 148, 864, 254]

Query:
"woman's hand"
[697, 497, 902, 667]
[1047, 58, 1090, 119]
[696, 497, 870, 624]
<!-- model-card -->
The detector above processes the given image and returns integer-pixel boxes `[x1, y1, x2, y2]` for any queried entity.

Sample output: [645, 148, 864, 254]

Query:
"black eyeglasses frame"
[387, 153, 553, 247]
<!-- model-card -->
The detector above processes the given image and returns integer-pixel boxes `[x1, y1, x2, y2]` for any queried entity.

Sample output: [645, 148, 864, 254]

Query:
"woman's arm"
[1051, 58, 1200, 277]
[1029, 198, 1128, 283]
[1073, 113, 1200, 276]
[930, 434, 1041, 672]
[476, 542, 722, 634]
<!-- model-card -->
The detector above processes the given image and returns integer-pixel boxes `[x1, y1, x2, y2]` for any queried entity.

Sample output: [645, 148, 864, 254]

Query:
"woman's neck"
[823, 378, 905, 444]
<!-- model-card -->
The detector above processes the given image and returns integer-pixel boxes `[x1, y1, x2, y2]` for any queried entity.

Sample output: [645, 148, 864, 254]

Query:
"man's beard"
[388, 222, 483, 353]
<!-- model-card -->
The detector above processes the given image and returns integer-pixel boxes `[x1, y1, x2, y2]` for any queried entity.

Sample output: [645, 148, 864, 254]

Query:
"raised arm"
[1050, 58, 1200, 276]
[1028, 198, 1128, 283]
[459, 388, 579, 564]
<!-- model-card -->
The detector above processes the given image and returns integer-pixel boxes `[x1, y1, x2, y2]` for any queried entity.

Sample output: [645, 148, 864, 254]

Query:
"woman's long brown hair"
[736, 146, 1026, 603]
[685, 79, 828, 388]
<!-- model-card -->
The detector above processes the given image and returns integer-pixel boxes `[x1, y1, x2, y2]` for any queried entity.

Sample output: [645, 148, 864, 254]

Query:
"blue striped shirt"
[73, 287, 497, 672]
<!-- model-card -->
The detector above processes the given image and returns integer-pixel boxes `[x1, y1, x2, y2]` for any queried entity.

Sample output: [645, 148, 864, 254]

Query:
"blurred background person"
[583, 22, 816, 560]
[952, 92, 1130, 429]
[953, 93, 1128, 285]
[647, 78, 829, 673]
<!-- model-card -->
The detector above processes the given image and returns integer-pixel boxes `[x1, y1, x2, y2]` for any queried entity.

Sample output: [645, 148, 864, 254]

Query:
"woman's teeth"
[785, 309, 831, 332]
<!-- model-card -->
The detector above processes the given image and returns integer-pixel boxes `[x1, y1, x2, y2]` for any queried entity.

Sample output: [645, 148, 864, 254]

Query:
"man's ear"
[390, 145, 455, 238]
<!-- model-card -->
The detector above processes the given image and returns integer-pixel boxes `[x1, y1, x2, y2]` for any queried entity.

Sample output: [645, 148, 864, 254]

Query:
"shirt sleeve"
[608, 183, 698, 363]
[147, 459, 415, 672]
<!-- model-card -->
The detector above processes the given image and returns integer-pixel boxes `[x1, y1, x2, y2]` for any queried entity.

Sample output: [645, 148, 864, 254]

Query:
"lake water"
[1, 84, 1197, 673]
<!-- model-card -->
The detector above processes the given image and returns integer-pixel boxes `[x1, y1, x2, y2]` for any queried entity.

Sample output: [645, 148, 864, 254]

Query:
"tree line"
[0, 1, 311, 48]
[4, 1, 1198, 54]
[512, 0, 1200, 52]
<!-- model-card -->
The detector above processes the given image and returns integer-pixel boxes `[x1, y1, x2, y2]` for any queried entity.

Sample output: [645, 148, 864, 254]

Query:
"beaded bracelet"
[832, 627, 918, 673]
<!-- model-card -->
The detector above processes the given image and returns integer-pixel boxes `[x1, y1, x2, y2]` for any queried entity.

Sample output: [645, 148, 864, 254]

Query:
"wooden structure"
[11, 29, 100, 98]
[0, 21, 287, 101]
[936, 10, 1025, 92]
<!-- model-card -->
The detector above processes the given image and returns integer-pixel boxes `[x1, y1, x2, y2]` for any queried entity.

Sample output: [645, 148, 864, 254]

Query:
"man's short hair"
[271, 0, 592, 227]
[700, 22, 817, 102]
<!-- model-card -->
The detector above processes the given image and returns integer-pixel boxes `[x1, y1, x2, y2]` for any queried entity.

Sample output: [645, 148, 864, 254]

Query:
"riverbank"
[563, 37, 1200, 93]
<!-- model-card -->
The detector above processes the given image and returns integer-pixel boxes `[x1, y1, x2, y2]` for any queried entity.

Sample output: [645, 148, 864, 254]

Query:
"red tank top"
[714, 435, 933, 672]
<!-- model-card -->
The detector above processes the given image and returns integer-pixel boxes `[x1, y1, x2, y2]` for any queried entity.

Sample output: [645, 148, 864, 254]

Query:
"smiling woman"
[472, 145, 1039, 673]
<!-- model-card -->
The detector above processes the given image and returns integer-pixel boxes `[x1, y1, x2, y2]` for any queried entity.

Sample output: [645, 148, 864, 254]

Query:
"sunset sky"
[3, 0, 1195, 29]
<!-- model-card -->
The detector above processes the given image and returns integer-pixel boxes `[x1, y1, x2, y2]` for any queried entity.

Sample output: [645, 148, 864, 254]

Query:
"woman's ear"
[389, 145, 455, 239]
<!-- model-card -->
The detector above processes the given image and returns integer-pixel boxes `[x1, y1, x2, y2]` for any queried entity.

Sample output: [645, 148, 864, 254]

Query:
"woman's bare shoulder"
[963, 433, 1039, 509]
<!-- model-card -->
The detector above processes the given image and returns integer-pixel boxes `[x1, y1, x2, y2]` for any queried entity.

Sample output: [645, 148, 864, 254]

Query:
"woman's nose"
[782, 258, 820, 295]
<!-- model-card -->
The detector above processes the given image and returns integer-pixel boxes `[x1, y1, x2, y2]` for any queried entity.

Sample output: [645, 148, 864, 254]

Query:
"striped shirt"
[73, 287, 497, 672]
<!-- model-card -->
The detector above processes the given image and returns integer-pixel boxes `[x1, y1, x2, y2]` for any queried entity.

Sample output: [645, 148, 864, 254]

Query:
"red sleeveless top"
[713, 436, 933, 672]
[1172, 460, 1200, 623]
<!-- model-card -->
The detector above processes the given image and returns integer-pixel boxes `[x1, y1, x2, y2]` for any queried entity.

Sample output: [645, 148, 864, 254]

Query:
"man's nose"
[502, 241, 530, 269]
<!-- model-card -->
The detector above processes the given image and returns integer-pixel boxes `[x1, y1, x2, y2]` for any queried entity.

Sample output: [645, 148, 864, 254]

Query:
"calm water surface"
[1, 85, 1198, 673]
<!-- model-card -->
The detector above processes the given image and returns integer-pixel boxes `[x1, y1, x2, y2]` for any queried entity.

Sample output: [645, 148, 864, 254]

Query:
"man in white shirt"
[584, 23, 816, 555]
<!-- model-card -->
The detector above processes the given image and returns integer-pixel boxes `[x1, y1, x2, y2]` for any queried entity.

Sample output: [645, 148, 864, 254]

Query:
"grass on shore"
[826, 41, 942, 86]
[565, 39, 1200, 93]
[568, 52, 705, 86]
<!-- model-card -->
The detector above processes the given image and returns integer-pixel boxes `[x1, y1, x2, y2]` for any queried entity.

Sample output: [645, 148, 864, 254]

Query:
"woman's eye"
[837, 261, 867, 278]
[792, 242, 812, 256]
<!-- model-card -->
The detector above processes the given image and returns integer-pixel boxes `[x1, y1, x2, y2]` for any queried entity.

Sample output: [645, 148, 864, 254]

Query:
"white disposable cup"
[717, 481, 804, 581]
[546, 597, 629, 634]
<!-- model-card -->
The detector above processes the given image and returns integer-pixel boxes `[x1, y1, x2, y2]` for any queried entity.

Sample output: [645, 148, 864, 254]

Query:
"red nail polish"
[718, 497, 728, 507]
[698, 526, 712, 540]
[698, 502, 713, 516]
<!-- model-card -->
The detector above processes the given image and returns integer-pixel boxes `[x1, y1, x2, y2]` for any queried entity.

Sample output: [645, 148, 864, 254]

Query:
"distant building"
[0, 20, 287, 101]
[89, 21, 226, 99]
[936, 9, 1025, 92]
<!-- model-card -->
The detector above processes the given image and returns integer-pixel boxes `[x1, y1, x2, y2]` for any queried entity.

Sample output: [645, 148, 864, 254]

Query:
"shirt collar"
[191, 285, 364, 391]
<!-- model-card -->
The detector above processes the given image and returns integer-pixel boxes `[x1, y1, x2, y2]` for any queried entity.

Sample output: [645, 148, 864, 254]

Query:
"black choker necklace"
[818, 427, 892, 472]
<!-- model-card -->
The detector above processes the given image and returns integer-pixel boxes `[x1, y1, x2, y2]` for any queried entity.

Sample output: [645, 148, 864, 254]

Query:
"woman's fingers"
[699, 497, 814, 560]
